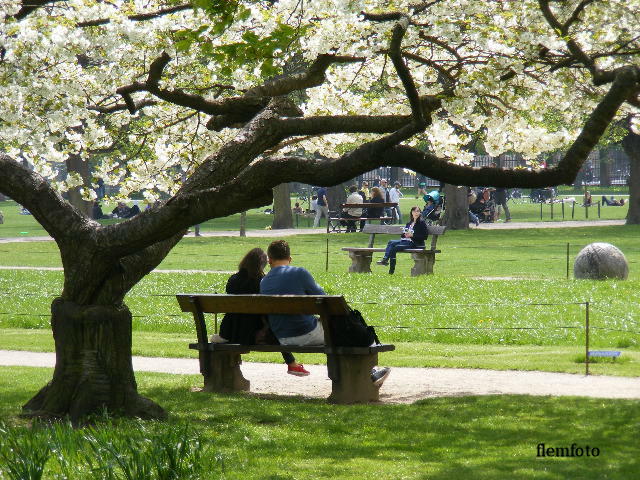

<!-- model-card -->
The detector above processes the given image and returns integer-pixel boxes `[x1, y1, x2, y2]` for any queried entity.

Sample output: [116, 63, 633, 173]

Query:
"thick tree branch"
[77, 4, 192, 28]
[116, 52, 363, 129]
[12, 0, 63, 20]
[0, 154, 92, 241]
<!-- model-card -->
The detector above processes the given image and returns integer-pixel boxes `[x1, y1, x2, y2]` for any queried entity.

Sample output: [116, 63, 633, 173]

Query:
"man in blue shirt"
[260, 240, 326, 345]
[313, 186, 329, 228]
[260, 240, 391, 385]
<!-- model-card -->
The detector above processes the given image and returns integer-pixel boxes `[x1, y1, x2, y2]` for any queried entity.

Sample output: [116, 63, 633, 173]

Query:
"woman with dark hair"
[376, 206, 428, 274]
[213, 248, 309, 376]
[367, 186, 385, 218]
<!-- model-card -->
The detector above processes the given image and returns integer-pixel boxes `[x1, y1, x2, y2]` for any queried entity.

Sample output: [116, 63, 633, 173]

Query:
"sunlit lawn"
[1, 223, 639, 376]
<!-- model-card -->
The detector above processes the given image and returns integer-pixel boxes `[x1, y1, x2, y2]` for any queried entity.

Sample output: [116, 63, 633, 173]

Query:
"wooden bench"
[342, 224, 446, 276]
[176, 294, 395, 404]
[327, 202, 397, 233]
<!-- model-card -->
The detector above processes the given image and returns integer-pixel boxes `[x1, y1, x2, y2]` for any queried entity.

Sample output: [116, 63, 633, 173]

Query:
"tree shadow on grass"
[141, 375, 640, 480]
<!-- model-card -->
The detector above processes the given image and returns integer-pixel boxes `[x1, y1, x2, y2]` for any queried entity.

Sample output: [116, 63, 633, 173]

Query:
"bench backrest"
[361, 224, 446, 248]
[176, 294, 350, 346]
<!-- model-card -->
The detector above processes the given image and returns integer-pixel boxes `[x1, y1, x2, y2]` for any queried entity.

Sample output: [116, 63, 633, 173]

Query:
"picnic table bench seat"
[176, 293, 395, 404]
[327, 202, 397, 233]
[342, 224, 446, 276]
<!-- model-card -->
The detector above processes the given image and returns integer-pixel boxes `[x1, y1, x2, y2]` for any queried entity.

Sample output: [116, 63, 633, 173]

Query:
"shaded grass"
[1, 366, 639, 479]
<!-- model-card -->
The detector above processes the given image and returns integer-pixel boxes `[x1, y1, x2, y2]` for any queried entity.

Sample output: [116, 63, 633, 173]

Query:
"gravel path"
[0, 219, 627, 244]
[1, 350, 638, 403]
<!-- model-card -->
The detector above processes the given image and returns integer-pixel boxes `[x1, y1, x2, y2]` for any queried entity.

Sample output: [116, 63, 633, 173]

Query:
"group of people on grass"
[583, 191, 626, 207]
[212, 240, 391, 386]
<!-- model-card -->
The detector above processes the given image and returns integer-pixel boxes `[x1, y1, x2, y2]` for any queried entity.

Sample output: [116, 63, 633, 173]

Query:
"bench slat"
[177, 294, 350, 315]
[342, 247, 440, 254]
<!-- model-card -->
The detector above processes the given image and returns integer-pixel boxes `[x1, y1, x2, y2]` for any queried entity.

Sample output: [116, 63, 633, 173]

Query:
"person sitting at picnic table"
[260, 240, 391, 386]
[341, 185, 364, 233]
[210, 247, 308, 377]
[602, 195, 625, 206]
[582, 191, 593, 207]
[376, 206, 427, 274]
[367, 187, 385, 218]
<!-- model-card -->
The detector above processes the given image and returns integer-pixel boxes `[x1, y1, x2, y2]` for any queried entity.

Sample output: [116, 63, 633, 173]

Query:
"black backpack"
[331, 309, 380, 347]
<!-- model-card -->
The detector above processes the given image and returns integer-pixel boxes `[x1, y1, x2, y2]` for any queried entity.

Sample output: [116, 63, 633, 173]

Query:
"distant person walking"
[494, 187, 511, 222]
[388, 182, 403, 223]
[313, 186, 329, 228]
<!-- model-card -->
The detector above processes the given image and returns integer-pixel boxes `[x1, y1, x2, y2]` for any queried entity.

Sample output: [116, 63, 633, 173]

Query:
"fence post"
[326, 237, 329, 272]
[562, 201, 565, 219]
[585, 202, 589, 219]
[597, 201, 601, 218]
[566, 243, 570, 280]
[551, 201, 554, 220]
[540, 201, 543, 220]
[585, 301, 590, 376]
[572, 201, 575, 219]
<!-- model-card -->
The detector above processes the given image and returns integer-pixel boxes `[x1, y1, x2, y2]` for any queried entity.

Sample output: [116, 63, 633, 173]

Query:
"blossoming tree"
[1, 0, 638, 419]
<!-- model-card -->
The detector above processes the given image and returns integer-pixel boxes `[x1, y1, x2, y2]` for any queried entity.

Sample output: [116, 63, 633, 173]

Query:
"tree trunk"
[271, 183, 293, 229]
[327, 183, 348, 212]
[240, 211, 247, 236]
[441, 184, 469, 230]
[65, 154, 93, 217]
[599, 153, 611, 187]
[622, 130, 640, 224]
[22, 298, 165, 422]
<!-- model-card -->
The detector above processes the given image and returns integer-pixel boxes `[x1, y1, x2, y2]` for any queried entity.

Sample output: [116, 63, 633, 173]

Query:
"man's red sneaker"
[287, 363, 310, 376]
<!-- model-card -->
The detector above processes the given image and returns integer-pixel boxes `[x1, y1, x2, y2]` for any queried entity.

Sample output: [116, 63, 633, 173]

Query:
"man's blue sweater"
[259, 265, 325, 339]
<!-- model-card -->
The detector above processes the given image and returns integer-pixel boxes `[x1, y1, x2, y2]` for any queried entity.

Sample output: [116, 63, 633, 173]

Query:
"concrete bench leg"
[347, 251, 373, 273]
[202, 351, 250, 393]
[410, 252, 435, 276]
[326, 353, 379, 403]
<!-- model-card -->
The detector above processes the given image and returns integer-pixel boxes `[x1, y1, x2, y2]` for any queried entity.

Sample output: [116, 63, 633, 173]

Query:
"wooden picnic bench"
[327, 202, 397, 233]
[176, 293, 395, 404]
[342, 224, 446, 276]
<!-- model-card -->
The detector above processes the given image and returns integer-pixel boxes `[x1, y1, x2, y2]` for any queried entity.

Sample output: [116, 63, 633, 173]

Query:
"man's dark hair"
[267, 240, 290, 260]
[349, 185, 358, 193]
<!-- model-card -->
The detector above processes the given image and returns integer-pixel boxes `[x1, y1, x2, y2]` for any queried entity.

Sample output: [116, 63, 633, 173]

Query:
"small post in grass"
[540, 201, 543, 220]
[325, 237, 329, 272]
[597, 201, 601, 218]
[562, 200, 565, 219]
[585, 301, 590, 376]
[551, 200, 554, 220]
[585, 201, 589, 219]
[566, 243, 570, 280]
[572, 200, 575, 219]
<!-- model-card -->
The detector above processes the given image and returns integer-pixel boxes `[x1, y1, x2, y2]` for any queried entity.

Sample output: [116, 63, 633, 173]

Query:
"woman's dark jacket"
[402, 218, 428, 247]
[218, 269, 263, 344]
[367, 196, 385, 218]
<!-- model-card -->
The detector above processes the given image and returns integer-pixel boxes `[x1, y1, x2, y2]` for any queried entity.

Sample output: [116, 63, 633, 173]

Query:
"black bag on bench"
[331, 309, 380, 347]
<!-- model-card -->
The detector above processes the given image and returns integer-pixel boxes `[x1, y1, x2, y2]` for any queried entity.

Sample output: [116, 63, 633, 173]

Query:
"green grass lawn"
[1, 224, 639, 376]
[1, 366, 639, 480]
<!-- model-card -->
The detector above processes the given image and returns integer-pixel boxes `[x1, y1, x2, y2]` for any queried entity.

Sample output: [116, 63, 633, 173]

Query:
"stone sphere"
[574, 243, 629, 280]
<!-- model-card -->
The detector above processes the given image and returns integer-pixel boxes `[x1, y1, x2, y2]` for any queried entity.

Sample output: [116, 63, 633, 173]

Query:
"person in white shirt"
[342, 185, 364, 232]
[388, 182, 403, 223]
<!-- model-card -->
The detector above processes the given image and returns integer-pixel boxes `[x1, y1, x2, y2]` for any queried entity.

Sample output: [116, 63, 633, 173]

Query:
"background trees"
[1, 0, 639, 419]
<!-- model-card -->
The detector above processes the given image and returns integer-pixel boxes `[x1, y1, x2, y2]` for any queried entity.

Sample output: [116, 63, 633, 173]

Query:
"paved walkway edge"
[1, 350, 638, 404]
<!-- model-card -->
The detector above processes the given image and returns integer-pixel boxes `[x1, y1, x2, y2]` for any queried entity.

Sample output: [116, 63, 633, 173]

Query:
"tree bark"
[441, 184, 469, 230]
[22, 298, 166, 422]
[240, 211, 247, 236]
[65, 154, 93, 218]
[622, 130, 640, 224]
[271, 183, 293, 229]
